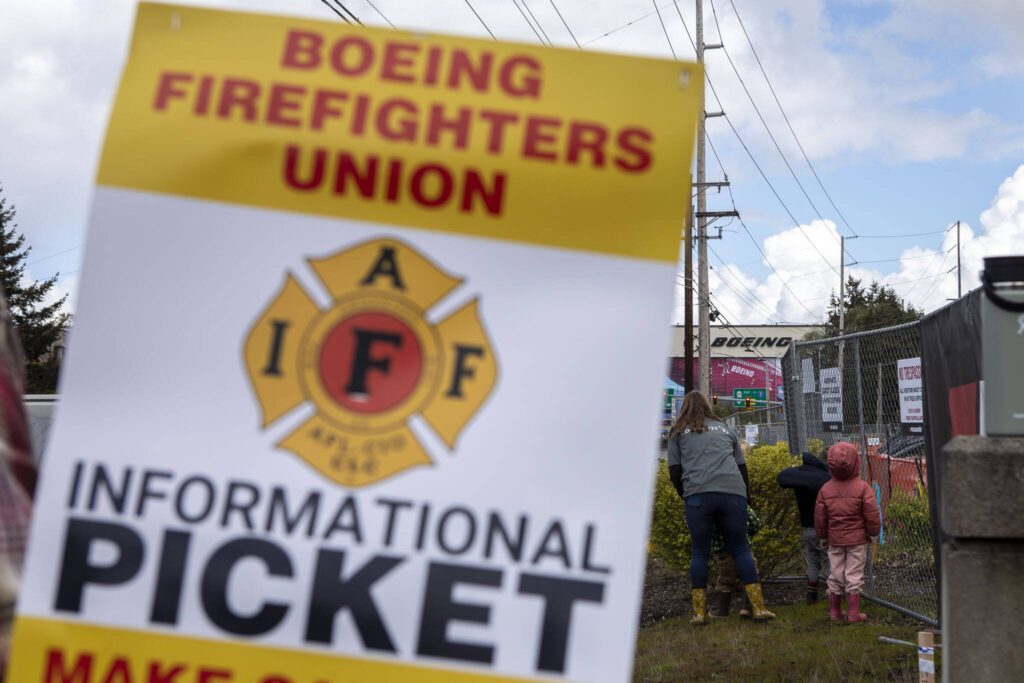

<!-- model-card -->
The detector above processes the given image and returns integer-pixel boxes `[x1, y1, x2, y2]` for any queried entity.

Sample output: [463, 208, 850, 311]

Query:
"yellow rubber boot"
[743, 583, 776, 622]
[691, 588, 708, 626]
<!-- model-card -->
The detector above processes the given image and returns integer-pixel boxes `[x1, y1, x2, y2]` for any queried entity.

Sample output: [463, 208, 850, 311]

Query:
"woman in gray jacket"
[667, 391, 775, 625]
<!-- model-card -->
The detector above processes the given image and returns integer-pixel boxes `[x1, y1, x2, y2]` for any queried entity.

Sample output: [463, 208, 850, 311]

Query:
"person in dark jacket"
[815, 442, 882, 623]
[667, 391, 774, 625]
[777, 451, 831, 603]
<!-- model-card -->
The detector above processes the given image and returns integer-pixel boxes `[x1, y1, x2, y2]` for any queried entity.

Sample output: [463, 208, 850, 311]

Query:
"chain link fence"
[782, 321, 938, 626]
[24, 395, 57, 464]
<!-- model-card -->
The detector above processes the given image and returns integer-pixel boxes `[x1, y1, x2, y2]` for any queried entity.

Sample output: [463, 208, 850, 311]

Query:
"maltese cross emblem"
[244, 238, 497, 487]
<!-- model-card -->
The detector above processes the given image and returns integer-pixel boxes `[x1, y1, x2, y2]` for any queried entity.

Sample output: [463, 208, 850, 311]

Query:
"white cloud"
[875, 166, 1024, 310]
[696, 0, 1024, 164]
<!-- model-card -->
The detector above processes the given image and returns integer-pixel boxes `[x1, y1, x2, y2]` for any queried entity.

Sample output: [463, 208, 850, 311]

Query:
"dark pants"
[685, 492, 758, 589]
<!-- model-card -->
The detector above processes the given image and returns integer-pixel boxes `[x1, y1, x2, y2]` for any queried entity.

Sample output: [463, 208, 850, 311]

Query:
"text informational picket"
[897, 357, 924, 435]
[9, 4, 702, 683]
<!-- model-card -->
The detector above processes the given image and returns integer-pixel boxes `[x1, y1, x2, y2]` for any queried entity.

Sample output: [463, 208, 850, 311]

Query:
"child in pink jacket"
[814, 442, 881, 623]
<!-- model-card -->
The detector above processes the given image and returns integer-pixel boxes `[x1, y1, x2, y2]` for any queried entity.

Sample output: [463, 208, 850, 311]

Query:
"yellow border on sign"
[10, 616, 548, 683]
[97, 3, 701, 262]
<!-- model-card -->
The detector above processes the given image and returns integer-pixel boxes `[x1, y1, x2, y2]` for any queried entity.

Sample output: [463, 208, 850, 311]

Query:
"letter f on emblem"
[346, 329, 402, 398]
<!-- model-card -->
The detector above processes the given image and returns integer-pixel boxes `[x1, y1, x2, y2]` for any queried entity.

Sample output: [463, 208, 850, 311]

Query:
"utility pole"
[837, 234, 856, 377]
[695, 0, 709, 396]
[692, 1, 731, 396]
[839, 235, 846, 337]
[956, 219, 962, 299]
[684, 203, 694, 395]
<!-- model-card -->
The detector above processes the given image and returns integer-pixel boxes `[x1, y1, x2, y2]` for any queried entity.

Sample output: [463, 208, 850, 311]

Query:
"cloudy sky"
[1, 0, 1022, 325]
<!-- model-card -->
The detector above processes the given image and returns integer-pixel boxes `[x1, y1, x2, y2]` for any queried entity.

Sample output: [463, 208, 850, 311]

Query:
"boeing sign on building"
[667, 324, 822, 397]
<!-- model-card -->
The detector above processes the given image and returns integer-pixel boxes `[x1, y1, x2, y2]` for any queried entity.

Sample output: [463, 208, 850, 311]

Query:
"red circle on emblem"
[318, 311, 423, 414]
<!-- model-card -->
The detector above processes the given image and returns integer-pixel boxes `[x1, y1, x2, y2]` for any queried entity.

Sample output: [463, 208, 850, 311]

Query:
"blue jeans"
[685, 492, 758, 588]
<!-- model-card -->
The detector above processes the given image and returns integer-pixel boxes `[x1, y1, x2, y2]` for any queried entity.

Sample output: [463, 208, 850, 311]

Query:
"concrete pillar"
[940, 436, 1024, 682]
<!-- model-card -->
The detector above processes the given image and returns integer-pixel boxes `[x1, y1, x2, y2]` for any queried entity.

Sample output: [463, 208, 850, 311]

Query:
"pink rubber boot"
[828, 593, 843, 622]
[846, 593, 868, 623]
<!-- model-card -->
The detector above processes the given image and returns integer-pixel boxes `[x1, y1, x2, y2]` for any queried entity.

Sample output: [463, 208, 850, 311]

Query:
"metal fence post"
[854, 338, 875, 589]
[782, 346, 806, 453]
[854, 338, 869, 470]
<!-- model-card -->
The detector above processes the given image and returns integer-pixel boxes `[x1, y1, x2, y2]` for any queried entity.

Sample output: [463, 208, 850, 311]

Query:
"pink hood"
[827, 442, 860, 481]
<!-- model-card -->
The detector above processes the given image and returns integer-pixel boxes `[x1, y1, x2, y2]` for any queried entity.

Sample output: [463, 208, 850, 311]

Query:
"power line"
[27, 244, 84, 266]
[663, 1, 829, 316]
[709, 0, 850, 263]
[511, 0, 548, 44]
[364, 0, 396, 28]
[722, 114, 841, 275]
[521, 0, 554, 45]
[652, 0, 677, 60]
[726, 0, 857, 238]
[583, 3, 677, 45]
[919, 267, 957, 309]
[853, 251, 948, 266]
[736, 220, 820, 318]
[705, 133, 728, 178]
[673, 1, 699, 58]
[330, 0, 363, 24]
[463, 0, 497, 40]
[672, 1, 838, 276]
[889, 267, 956, 288]
[682, 1, 849, 279]
[799, 263, 958, 304]
[707, 248, 782, 323]
[318, 0, 352, 23]
[896, 250, 953, 304]
[548, 0, 582, 49]
[705, 290, 780, 365]
[676, 275, 789, 397]
[856, 228, 951, 239]
[708, 245, 787, 324]
[708, 171, 829, 321]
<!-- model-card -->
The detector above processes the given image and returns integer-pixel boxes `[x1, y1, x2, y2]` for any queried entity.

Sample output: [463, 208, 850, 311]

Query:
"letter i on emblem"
[263, 320, 289, 376]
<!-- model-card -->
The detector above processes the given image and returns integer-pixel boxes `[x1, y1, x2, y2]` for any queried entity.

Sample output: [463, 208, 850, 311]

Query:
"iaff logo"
[244, 238, 497, 487]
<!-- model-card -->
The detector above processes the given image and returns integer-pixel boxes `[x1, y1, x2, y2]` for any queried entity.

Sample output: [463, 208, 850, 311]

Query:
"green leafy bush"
[880, 487, 932, 560]
[745, 443, 804, 576]
[806, 438, 825, 459]
[648, 442, 803, 578]
[648, 460, 690, 572]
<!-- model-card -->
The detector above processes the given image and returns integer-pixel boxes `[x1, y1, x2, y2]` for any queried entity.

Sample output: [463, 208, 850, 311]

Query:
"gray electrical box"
[982, 256, 1024, 436]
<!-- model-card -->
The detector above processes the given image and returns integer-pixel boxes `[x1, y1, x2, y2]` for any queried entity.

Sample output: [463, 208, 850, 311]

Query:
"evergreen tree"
[803, 276, 921, 431]
[0, 186, 69, 393]
[824, 276, 920, 335]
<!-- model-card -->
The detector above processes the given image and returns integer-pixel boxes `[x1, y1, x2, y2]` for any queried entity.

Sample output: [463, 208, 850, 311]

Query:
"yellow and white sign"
[10, 4, 701, 682]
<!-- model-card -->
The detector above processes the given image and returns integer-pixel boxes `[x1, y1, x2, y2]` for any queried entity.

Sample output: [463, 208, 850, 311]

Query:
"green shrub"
[880, 487, 932, 560]
[649, 442, 803, 578]
[745, 443, 804, 576]
[885, 487, 929, 529]
[806, 438, 825, 459]
[649, 460, 688, 571]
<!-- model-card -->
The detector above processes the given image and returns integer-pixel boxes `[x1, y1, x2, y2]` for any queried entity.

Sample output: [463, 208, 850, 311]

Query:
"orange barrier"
[865, 452, 927, 509]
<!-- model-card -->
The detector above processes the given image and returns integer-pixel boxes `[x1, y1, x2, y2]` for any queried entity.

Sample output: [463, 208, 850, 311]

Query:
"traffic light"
[712, 395, 719, 406]
[745, 396, 753, 410]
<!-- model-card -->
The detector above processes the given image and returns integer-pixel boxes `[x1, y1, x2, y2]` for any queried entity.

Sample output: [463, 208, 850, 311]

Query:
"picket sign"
[8, 4, 702, 683]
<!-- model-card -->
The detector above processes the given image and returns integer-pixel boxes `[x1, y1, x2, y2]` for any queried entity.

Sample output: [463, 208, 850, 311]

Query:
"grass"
[633, 600, 938, 682]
